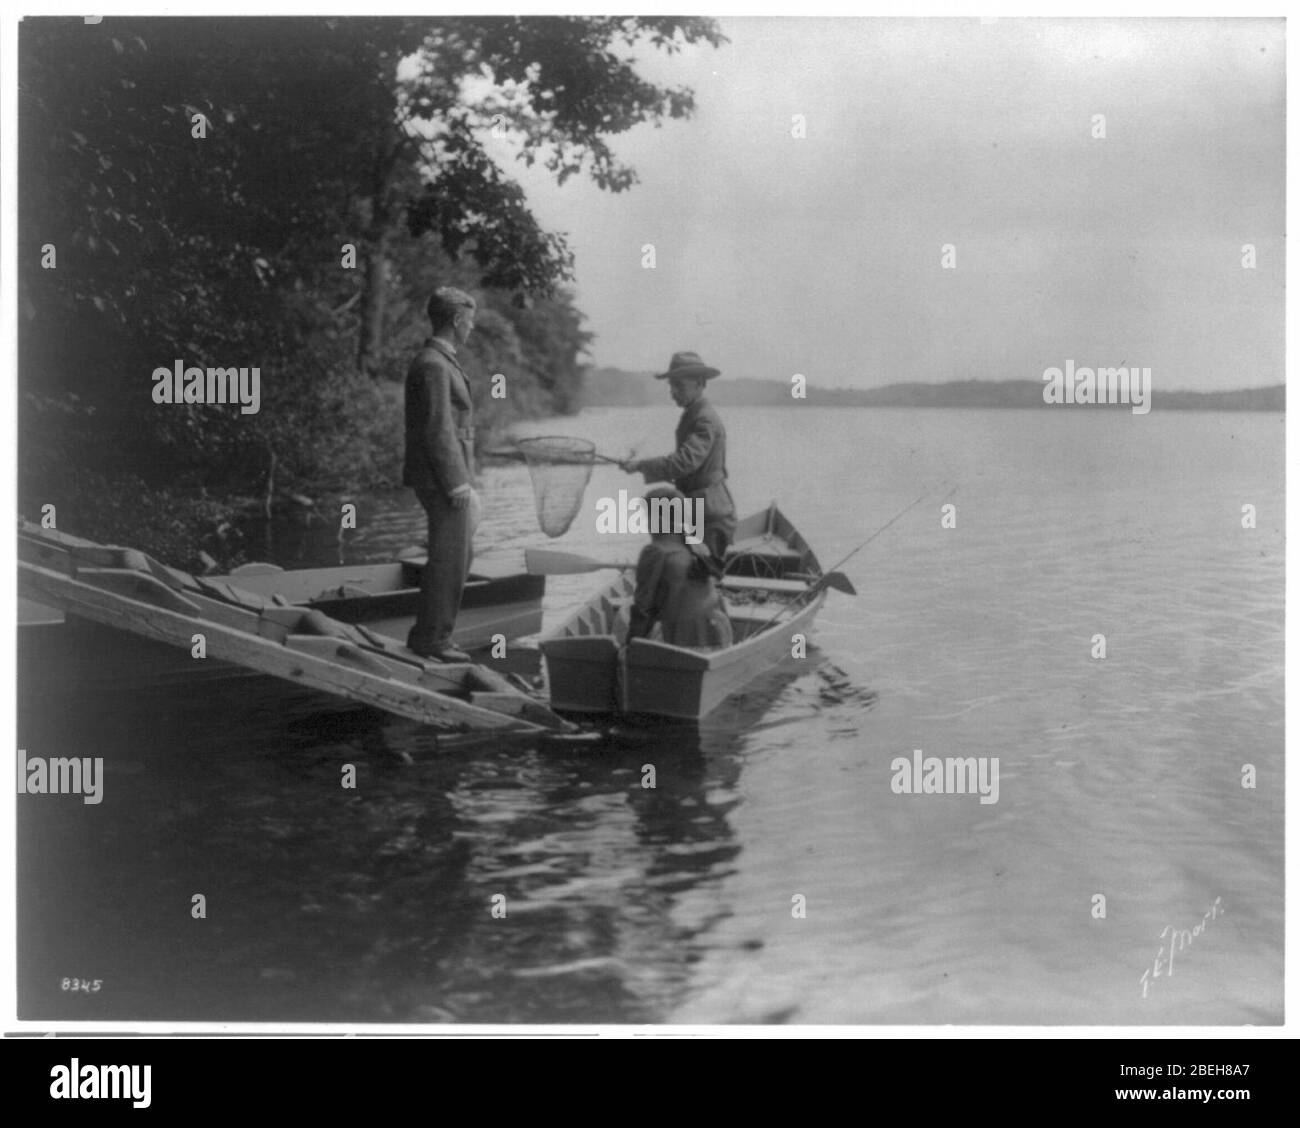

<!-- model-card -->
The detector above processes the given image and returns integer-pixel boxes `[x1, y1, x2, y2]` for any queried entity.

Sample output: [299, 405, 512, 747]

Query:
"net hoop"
[516, 436, 597, 538]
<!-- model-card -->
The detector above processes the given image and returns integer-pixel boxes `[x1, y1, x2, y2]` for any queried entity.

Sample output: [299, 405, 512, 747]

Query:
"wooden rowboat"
[21, 553, 543, 650]
[18, 522, 571, 736]
[538, 504, 828, 721]
[19, 547, 545, 693]
[213, 554, 543, 649]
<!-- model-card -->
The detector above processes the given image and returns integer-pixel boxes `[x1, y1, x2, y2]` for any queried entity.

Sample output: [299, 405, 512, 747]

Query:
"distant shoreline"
[580, 402, 1288, 412]
[581, 371, 1285, 412]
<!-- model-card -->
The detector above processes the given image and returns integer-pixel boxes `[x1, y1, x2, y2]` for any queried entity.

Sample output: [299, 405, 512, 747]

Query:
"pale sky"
[481, 17, 1284, 391]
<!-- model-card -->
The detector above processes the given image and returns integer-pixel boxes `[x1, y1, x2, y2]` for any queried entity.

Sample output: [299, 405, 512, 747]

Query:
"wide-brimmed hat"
[655, 351, 721, 381]
[642, 485, 690, 536]
[643, 484, 687, 505]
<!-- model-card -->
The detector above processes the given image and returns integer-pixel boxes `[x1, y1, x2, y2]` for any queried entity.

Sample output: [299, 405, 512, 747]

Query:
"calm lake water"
[18, 406, 1284, 1025]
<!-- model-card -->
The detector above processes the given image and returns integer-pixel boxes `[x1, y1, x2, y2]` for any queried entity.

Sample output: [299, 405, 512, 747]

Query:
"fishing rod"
[821, 480, 957, 583]
[758, 480, 958, 631]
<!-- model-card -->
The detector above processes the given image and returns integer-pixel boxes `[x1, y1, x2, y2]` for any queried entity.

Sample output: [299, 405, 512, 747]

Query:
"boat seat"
[725, 603, 783, 641]
[725, 541, 804, 575]
[720, 575, 811, 594]
[398, 559, 493, 588]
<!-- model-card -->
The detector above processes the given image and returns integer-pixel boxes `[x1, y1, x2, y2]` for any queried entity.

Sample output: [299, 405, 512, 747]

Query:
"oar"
[756, 482, 957, 631]
[525, 548, 635, 575]
[805, 571, 856, 595]
[524, 547, 856, 593]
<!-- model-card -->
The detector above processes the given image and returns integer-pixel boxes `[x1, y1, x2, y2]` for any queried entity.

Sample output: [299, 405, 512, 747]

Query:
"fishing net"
[516, 436, 596, 538]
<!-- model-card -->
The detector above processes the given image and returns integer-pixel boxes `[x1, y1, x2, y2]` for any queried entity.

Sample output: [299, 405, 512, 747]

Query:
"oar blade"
[822, 571, 857, 596]
[525, 548, 600, 575]
[525, 548, 636, 576]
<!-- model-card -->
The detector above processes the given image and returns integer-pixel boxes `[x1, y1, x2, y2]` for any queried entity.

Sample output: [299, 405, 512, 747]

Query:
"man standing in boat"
[403, 286, 481, 662]
[621, 350, 737, 564]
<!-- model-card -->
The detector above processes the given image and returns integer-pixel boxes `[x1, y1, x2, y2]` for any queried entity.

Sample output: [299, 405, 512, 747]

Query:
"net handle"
[516, 436, 625, 465]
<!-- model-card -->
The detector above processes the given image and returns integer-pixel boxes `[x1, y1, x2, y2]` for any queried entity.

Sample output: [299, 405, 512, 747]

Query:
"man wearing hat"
[622, 350, 737, 564]
[403, 286, 481, 662]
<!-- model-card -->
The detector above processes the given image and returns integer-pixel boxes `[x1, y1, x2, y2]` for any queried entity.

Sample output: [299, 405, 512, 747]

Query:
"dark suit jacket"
[403, 338, 475, 497]
[637, 396, 735, 520]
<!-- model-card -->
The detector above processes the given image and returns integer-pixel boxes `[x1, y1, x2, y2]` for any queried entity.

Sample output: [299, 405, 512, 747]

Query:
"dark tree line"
[18, 16, 723, 562]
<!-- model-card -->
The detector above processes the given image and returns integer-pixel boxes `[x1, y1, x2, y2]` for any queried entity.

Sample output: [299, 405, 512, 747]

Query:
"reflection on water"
[19, 654, 834, 1023]
[17, 408, 1283, 1024]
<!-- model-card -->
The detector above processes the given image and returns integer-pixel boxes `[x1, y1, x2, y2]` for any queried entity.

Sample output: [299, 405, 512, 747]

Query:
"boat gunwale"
[624, 586, 826, 672]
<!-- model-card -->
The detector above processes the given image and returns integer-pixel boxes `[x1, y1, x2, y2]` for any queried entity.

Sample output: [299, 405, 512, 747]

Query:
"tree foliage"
[17, 15, 723, 558]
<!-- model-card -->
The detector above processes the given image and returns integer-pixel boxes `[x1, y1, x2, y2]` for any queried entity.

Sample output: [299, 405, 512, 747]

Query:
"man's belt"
[455, 427, 474, 441]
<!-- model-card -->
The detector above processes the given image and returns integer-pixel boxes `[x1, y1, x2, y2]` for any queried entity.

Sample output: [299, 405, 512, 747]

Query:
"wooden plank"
[18, 524, 559, 722]
[192, 576, 269, 610]
[71, 568, 203, 616]
[21, 524, 197, 593]
[282, 635, 395, 677]
[719, 575, 811, 594]
[157, 581, 569, 726]
[469, 691, 529, 714]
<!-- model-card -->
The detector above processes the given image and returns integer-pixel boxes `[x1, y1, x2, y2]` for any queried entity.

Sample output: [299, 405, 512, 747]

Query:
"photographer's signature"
[1139, 896, 1223, 998]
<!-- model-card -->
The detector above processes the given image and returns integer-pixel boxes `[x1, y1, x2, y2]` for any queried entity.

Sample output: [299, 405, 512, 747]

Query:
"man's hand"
[449, 484, 473, 510]
[620, 459, 641, 474]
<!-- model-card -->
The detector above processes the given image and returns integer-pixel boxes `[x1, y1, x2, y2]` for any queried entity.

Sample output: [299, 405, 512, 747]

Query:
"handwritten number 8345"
[60, 978, 102, 993]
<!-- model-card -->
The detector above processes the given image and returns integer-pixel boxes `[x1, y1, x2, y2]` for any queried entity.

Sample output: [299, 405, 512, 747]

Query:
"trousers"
[407, 485, 477, 653]
[684, 480, 737, 563]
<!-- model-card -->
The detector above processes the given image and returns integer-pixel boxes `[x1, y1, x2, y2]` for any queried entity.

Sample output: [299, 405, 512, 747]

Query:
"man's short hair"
[427, 287, 476, 332]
